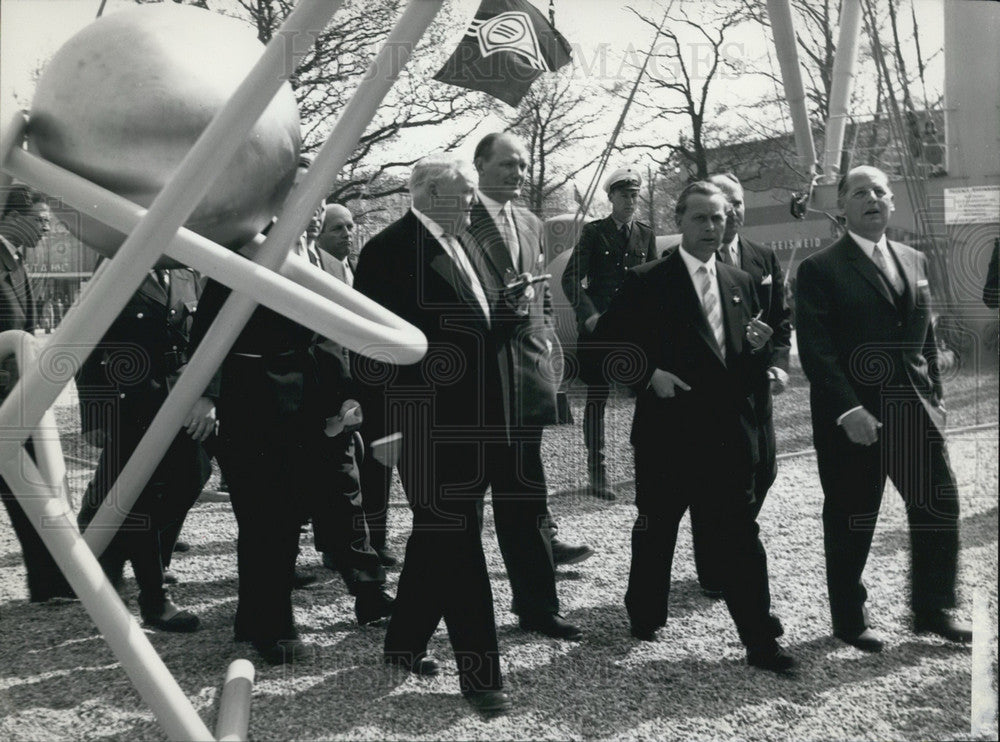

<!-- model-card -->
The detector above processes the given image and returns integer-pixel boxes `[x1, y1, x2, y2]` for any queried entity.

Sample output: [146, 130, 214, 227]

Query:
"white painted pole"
[80, 0, 443, 557]
[766, 0, 818, 177]
[214, 660, 255, 742]
[0, 333, 213, 742]
[822, 0, 864, 182]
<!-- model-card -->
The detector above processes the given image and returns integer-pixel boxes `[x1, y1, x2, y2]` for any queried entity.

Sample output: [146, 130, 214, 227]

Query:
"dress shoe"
[551, 539, 595, 566]
[293, 570, 318, 589]
[253, 637, 311, 665]
[630, 624, 660, 642]
[376, 547, 398, 567]
[519, 613, 583, 641]
[463, 689, 512, 716]
[172, 540, 191, 553]
[355, 588, 394, 625]
[162, 570, 178, 585]
[142, 601, 200, 633]
[700, 586, 724, 599]
[747, 641, 796, 673]
[384, 653, 440, 676]
[914, 611, 972, 643]
[834, 627, 884, 653]
[29, 583, 76, 603]
[767, 613, 785, 638]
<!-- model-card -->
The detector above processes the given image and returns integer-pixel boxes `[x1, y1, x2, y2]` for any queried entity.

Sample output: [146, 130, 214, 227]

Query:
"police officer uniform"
[77, 268, 211, 629]
[562, 168, 657, 496]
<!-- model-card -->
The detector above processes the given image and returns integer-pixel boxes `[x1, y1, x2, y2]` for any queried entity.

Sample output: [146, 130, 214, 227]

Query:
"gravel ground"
[1, 362, 997, 741]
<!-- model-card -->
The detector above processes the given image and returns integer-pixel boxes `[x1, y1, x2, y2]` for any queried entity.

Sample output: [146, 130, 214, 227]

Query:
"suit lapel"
[885, 240, 914, 311]
[470, 200, 516, 279]
[419, 216, 490, 327]
[842, 235, 896, 309]
[717, 266, 747, 364]
[670, 253, 726, 367]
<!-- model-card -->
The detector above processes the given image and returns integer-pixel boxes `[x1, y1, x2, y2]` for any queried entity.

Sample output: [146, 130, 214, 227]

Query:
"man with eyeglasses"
[797, 165, 971, 653]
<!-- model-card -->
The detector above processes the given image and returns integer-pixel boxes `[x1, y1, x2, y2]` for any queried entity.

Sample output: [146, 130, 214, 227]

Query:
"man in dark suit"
[797, 165, 971, 651]
[0, 185, 75, 608]
[562, 167, 658, 500]
[692, 172, 793, 598]
[596, 181, 794, 673]
[316, 203, 398, 568]
[466, 132, 593, 596]
[352, 155, 510, 715]
[76, 267, 213, 632]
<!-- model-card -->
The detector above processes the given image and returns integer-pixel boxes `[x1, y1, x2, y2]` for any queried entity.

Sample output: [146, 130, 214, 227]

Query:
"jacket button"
[136, 312, 143, 319]
[119, 393, 126, 399]
[169, 309, 176, 315]
[896, 321, 902, 327]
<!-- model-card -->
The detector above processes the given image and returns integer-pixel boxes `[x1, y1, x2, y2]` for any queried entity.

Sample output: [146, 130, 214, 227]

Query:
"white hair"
[408, 154, 477, 209]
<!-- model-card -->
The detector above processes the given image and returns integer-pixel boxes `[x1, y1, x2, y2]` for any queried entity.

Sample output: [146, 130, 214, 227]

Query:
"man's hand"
[768, 366, 788, 394]
[339, 399, 363, 434]
[583, 313, 600, 334]
[650, 369, 691, 398]
[502, 272, 535, 316]
[83, 429, 107, 448]
[840, 407, 881, 446]
[746, 315, 773, 351]
[184, 396, 217, 442]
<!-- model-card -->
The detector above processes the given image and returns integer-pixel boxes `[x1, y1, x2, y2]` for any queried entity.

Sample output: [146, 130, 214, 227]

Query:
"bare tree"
[620, 0, 756, 181]
[506, 73, 606, 217]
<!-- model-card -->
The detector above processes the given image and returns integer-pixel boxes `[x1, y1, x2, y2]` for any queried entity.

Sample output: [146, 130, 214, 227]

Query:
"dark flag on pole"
[433, 0, 573, 108]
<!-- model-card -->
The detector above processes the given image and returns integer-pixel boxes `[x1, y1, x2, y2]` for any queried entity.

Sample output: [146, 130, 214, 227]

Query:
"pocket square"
[760, 274, 773, 286]
[916, 279, 929, 288]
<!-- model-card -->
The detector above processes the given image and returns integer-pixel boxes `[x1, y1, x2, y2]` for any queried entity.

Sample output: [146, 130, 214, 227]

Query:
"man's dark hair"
[473, 132, 502, 164]
[674, 181, 725, 226]
[2, 185, 45, 220]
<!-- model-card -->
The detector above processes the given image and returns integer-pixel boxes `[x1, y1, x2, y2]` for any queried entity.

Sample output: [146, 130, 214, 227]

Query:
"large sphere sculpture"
[27, 4, 301, 256]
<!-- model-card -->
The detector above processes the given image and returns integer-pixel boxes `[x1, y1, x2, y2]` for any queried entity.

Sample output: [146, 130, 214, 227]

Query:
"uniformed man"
[562, 168, 658, 499]
[77, 266, 214, 632]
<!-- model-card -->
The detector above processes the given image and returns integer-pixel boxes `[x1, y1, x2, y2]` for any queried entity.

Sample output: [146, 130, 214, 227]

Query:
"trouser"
[1, 442, 73, 604]
[386, 435, 503, 694]
[583, 383, 611, 473]
[312, 430, 384, 593]
[358, 438, 392, 552]
[78, 428, 208, 617]
[625, 445, 776, 647]
[815, 400, 959, 634]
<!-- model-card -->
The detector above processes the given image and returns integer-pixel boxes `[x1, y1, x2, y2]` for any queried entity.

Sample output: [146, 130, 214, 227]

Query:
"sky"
[0, 0, 946, 190]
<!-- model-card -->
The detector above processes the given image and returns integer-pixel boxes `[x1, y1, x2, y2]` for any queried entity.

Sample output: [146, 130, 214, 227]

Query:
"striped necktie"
[496, 206, 520, 270]
[697, 265, 726, 359]
[872, 244, 903, 294]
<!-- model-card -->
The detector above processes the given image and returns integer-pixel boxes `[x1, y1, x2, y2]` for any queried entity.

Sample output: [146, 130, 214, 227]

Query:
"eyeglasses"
[848, 186, 891, 200]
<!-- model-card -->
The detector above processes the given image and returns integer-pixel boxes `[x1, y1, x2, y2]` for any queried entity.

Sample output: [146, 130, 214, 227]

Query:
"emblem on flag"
[468, 12, 549, 71]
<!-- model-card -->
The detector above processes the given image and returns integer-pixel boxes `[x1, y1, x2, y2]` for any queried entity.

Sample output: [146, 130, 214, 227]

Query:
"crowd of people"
[0, 133, 979, 716]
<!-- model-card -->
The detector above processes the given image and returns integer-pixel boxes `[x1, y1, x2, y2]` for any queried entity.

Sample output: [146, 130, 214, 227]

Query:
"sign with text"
[944, 186, 1000, 224]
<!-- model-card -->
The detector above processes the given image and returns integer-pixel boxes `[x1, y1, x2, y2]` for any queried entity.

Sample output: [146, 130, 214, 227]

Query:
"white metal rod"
[80, 0, 442, 556]
[766, 0, 818, 177]
[823, 0, 863, 181]
[0, 0, 340, 463]
[0, 334, 213, 742]
[214, 660, 255, 742]
[4, 146, 426, 358]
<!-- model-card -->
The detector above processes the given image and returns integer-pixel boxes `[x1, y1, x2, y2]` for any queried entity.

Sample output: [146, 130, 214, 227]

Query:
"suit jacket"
[77, 269, 203, 435]
[595, 249, 768, 474]
[353, 210, 511, 467]
[314, 250, 355, 397]
[465, 200, 560, 427]
[562, 216, 658, 324]
[0, 237, 35, 398]
[796, 233, 944, 437]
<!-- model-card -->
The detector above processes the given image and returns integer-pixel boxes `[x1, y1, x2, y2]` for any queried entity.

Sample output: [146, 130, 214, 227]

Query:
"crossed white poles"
[0, 0, 439, 738]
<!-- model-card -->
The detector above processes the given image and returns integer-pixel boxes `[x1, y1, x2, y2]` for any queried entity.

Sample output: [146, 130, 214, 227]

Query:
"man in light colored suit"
[797, 165, 971, 652]
[466, 132, 591, 639]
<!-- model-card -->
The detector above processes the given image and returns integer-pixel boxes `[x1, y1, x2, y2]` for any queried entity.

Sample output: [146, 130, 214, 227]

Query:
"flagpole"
[573, 0, 674, 227]
[96, 0, 107, 18]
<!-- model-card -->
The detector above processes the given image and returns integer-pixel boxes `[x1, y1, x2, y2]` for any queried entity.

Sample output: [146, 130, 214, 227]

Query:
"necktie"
[872, 244, 903, 294]
[620, 222, 630, 242]
[342, 259, 354, 287]
[306, 244, 321, 267]
[697, 265, 726, 359]
[497, 207, 520, 271]
[155, 268, 170, 292]
[716, 247, 729, 265]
